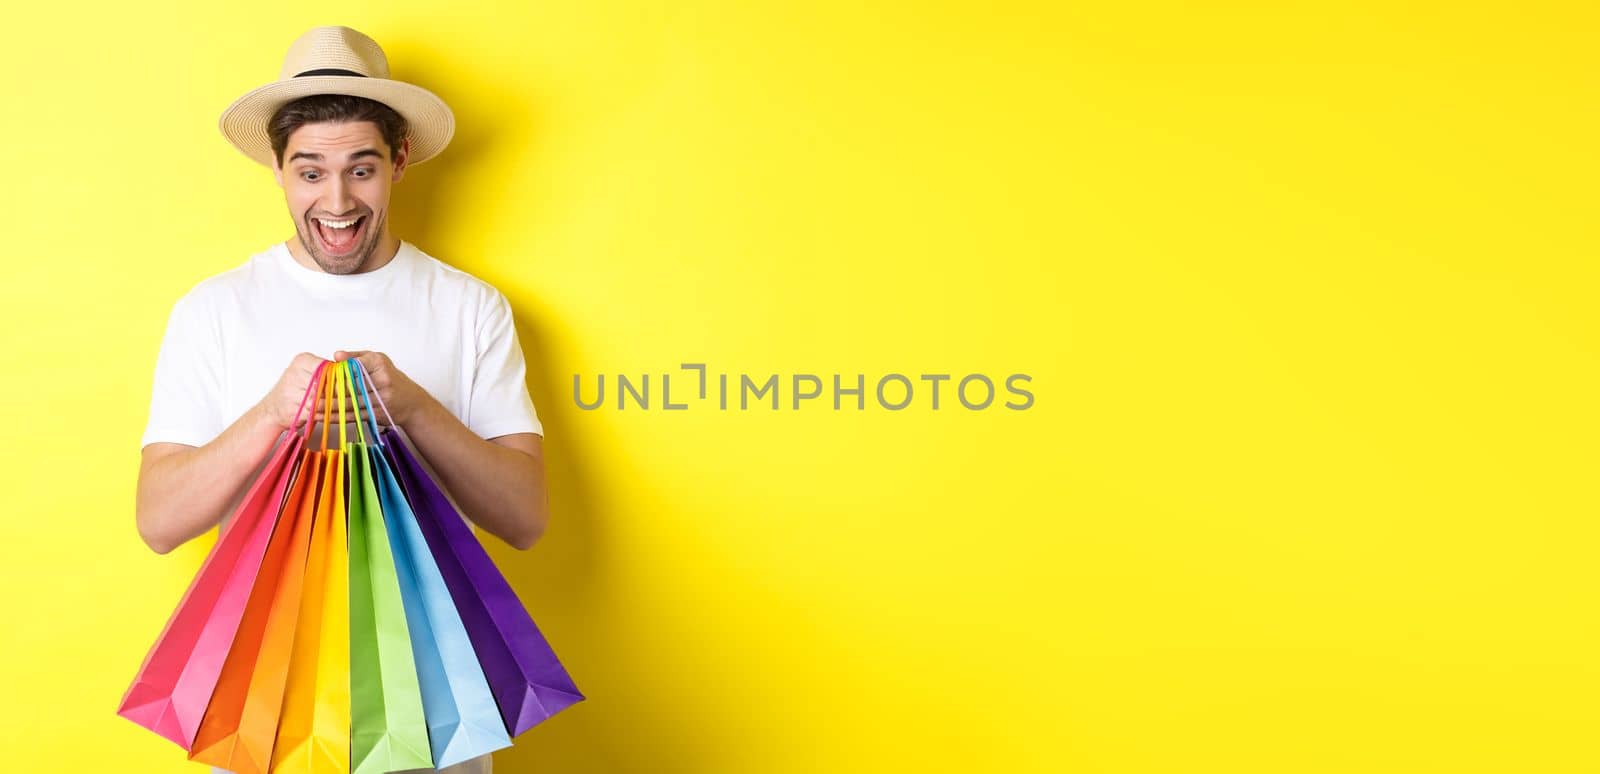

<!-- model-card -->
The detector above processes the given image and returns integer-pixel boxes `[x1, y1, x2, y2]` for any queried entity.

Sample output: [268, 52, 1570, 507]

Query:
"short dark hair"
[267, 94, 409, 169]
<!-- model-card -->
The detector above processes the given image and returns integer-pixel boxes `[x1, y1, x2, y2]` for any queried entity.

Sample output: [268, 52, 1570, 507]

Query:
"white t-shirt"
[142, 239, 543, 450]
[146, 240, 537, 774]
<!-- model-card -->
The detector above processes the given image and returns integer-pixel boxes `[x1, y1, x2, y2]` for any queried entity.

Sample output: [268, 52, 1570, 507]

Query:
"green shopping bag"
[344, 361, 433, 773]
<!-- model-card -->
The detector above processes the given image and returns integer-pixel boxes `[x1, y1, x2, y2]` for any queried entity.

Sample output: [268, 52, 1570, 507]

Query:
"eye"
[300, 170, 320, 181]
[352, 167, 374, 178]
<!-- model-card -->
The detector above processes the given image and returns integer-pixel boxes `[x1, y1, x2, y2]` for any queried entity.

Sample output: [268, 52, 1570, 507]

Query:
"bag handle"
[335, 360, 351, 449]
[348, 357, 386, 446]
[296, 360, 331, 448]
[318, 358, 344, 450]
[339, 360, 369, 448]
[350, 359, 398, 441]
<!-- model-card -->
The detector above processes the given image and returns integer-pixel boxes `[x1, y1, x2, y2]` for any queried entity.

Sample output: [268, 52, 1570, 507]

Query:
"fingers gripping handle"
[350, 359, 397, 443]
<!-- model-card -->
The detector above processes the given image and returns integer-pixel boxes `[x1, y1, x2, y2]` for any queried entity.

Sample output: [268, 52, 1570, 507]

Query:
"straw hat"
[218, 26, 455, 168]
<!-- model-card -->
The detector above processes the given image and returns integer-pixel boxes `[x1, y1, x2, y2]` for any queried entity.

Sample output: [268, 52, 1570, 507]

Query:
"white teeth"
[316, 217, 360, 229]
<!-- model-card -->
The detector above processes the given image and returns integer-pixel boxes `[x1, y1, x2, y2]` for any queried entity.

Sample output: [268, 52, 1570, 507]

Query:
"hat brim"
[218, 75, 454, 168]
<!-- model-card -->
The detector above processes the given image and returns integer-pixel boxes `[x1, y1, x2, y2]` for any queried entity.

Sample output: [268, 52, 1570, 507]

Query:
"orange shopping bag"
[188, 365, 330, 773]
[270, 363, 352, 774]
[117, 363, 326, 750]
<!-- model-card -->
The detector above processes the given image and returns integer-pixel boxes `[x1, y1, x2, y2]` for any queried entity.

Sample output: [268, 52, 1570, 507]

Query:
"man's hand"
[334, 350, 436, 426]
[331, 348, 551, 550]
[258, 352, 329, 429]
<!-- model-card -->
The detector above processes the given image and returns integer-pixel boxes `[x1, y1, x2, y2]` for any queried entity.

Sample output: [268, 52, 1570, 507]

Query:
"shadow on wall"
[384, 42, 714, 772]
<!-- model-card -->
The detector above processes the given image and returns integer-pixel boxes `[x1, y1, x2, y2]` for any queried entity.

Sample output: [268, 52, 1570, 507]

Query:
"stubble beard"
[299, 209, 384, 275]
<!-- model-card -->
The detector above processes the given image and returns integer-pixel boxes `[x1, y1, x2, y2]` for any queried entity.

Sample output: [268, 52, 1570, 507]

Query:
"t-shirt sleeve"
[140, 291, 226, 449]
[465, 289, 544, 440]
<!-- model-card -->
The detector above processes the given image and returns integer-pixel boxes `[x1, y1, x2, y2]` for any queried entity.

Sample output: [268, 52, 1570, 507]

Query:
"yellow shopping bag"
[271, 363, 352, 773]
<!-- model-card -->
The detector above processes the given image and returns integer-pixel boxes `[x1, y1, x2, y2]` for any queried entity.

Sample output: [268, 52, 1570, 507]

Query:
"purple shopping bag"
[350, 361, 583, 736]
[381, 428, 585, 735]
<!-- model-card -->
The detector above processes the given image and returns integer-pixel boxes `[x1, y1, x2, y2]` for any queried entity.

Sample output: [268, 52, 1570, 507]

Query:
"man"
[135, 26, 542, 774]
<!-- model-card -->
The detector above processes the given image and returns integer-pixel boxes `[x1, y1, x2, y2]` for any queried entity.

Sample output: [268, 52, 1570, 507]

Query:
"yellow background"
[1, 2, 1596, 772]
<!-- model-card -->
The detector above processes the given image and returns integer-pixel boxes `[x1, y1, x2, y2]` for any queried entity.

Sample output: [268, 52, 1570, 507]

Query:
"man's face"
[273, 120, 407, 275]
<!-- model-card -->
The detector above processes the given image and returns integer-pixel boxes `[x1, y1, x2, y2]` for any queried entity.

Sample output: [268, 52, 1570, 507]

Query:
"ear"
[272, 159, 284, 188]
[392, 136, 410, 183]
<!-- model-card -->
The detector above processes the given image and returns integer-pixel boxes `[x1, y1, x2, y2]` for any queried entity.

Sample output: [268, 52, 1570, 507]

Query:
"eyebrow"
[288, 148, 385, 165]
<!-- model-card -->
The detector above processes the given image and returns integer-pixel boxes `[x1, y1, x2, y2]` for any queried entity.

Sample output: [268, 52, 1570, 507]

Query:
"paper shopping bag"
[350, 357, 583, 736]
[188, 441, 318, 774]
[118, 362, 327, 749]
[272, 365, 351, 774]
[350, 360, 511, 767]
[345, 361, 433, 773]
[382, 425, 585, 736]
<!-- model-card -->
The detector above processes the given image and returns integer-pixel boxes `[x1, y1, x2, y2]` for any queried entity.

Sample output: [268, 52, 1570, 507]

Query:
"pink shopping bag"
[117, 362, 328, 749]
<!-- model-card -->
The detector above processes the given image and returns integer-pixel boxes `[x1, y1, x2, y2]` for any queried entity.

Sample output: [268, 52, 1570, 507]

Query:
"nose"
[324, 176, 356, 217]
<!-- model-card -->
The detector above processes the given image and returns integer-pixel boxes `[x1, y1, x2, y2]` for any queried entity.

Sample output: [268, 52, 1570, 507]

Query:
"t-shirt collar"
[270, 238, 414, 292]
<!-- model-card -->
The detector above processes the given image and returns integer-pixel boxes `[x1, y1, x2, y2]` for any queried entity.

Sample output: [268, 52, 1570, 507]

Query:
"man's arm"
[136, 403, 285, 554]
[136, 353, 325, 554]
[402, 401, 549, 551]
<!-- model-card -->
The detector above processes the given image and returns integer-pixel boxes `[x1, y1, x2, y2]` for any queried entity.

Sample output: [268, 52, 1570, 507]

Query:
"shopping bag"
[188, 424, 320, 773]
[271, 364, 352, 774]
[118, 362, 325, 749]
[351, 360, 512, 767]
[345, 361, 434, 773]
[354, 359, 586, 737]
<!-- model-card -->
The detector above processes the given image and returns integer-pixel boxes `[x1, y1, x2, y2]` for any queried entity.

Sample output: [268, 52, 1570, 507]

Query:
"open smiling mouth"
[312, 214, 367, 257]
